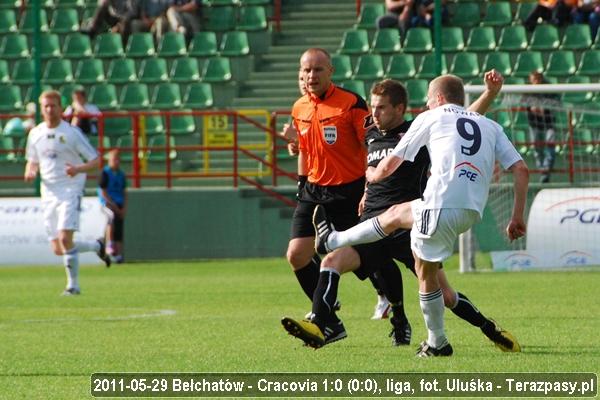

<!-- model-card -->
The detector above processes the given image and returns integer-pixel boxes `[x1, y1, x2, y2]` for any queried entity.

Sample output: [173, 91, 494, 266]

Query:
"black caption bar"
[91, 372, 597, 398]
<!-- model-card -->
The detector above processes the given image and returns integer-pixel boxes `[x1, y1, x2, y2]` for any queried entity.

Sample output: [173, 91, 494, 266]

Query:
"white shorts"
[410, 199, 480, 262]
[41, 187, 83, 240]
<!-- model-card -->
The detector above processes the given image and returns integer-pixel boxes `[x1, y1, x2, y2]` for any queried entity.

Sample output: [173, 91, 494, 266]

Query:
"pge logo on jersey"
[454, 161, 481, 182]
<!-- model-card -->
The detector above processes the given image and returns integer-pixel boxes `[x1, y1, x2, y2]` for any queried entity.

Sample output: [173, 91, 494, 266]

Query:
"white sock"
[74, 240, 100, 253]
[419, 289, 447, 348]
[328, 217, 388, 250]
[64, 248, 80, 289]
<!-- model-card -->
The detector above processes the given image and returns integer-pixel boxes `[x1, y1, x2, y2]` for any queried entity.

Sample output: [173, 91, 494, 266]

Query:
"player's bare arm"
[24, 161, 39, 182]
[65, 157, 100, 177]
[467, 69, 504, 115]
[367, 154, 404, 184]
[506, 160, 529, 241]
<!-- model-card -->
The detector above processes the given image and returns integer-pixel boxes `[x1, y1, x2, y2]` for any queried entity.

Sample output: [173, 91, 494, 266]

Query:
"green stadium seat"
[482, 51, 512, 76]
[466, 26, 495, 52]
[450, 2, 480, 28]
[107, 58, 137, 84]
[238, 5, 267, 30]
[406, 79, 428, 107]
[94, 32, 124, 58]
[0, 136, 16, 161]
[42, 58, 74, 85]
[0, 9, 17, 34]
[126, 32, 155, 58]
[488, 110, 511, 130]
[0, 0, 21, 8]
[55, 0, 84, 7]
[103, 114, 132, 136]
[183, 82, 214, 108]
[19, 9, 49, 33]
[90, 83, 118, 110]
[529, 24, 559, 50]
[168, 111, 196, 135]
[158, 31, 187, 57]
[504, 76, 525, 85]
[576, 104, 600, 128]
[207, 0, 239, 5]
[220, 31, 250, 56]
[510, 129, 530, 155]
[450, 52, 480, 80]
[561, 23, 592, 50]
[138, 57, 169, 83]
[516, 1, 537, 23]
[594, 30, 600, 49]
[512, 51, 543, 77]
[545, 50, 576, 77]
[59, 83, 79, 101]
[115, 135, 137, 162]
[371, 28, 402, 54]
[0, 59, 9, 83]
[386, 53, 416, 80]
[240, 0, 269, 4]
[206, 6, 236, 31]
[50, 7, 79, 33]
[565, 86, 593, 107]
[37, 33, 62, 59]
[572, 128, 595, 155]
[170, 57, 201, 83]
[202, 56, 232, 82]
[88, 135, 110, 152]
[147, 135, 176, 161]
[12, 59, 34, 85]
[340, 80, 366, 99]
[152, 83, 182, 109]
[356, 3, 385, 29]
[331, 54, 352, 81]
[481, 1, 512, 26]
[142, 114, 165, 136]
[416, 53, 448, 79]
[577, 50, 600, 76]
[75, 58, 105, 84]
[62, 33, 93, 58]
[0, 84, 23, 111]
[188, 31, 218, 57]
[339, 29, 369, 55]
[120, 83, 150, 110]
[512, 111, 529, 131]
[441, 27, 465, 52]
[353, 54, 384, 80]
[403, 27, 432, 53]
[497, 25, 528, 51]
[24, 84, 52, 104]
[0, 33, 29, 59]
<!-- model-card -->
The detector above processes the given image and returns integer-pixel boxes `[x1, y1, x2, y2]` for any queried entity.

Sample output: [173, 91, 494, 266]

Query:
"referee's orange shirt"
[292, 84, 373, 186]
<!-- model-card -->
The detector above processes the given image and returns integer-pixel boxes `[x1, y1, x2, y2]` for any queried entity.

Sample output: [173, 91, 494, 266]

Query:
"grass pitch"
[0, 257, 599, 399]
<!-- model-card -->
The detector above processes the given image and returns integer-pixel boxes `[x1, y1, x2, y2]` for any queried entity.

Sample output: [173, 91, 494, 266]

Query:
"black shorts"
[353, 229, 416, 280]
[290, 177, 365, 239]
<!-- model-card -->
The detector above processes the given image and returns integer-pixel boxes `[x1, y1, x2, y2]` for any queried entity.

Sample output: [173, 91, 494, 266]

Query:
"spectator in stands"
[82, 0, 138, 45]
[523, 0, 576, 31]
[64, 86, 101, 137]
[165, 0, 202, 44]
[572, 0, 600, 40]
[411, 0, 448, 29]
[525, 72, 560, 183]
[377, 0, 415, 37]
[98, 149, 127, 264]
[130, 0, 172, 42]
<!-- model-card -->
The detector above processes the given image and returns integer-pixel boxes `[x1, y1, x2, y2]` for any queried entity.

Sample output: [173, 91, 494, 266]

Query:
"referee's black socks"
[294, 254, 321, 301]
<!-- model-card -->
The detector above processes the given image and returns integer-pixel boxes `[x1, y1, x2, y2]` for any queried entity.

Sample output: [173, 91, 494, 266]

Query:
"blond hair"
[39, 90, 62, 105]
[429, 74, 465, 106]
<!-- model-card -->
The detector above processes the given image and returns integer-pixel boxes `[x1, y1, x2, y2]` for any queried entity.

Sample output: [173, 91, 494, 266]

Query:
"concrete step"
[233, 97, 297, 109]
[240, 87, 299, 97]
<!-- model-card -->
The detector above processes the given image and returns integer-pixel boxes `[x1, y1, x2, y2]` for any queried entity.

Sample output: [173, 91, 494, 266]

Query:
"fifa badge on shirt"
[323, 126, 337, 145]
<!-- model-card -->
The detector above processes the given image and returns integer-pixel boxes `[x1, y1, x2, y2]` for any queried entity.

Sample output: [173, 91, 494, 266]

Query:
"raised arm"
[505, 160, 529, 241]
[467, 69, 504, 114]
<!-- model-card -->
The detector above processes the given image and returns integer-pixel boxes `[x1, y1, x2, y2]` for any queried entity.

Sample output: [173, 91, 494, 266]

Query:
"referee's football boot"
[61, 287, 81, 296]
[96, 238, 112, 268]
[281, 317, 325, 349]
[481, 319, 521, 352]
[323, 320, 347, 345]
[313, 205, 333, 254]
[389, 316, 411, 346]
[416, 341, 453, 357]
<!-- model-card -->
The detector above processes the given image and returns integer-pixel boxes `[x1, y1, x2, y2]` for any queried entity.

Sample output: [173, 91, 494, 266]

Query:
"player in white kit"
[24, 90, 111, 296]
[314, 75, 529, 356]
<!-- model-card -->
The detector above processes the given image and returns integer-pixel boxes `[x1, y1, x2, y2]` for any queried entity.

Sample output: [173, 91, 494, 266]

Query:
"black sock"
[311, 269, 340, 330]
[294, 254, 320, 301]
[377, 261, 407, 322]
[368, 273, 385, 296]
[450, 292, 488, 328]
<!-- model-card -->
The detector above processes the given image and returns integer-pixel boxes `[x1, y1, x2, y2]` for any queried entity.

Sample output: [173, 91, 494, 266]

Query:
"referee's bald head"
[429, 74, 465, 106]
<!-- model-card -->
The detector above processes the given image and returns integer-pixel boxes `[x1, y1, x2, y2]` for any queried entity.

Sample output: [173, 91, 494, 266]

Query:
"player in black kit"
[282, 74, 521, 354]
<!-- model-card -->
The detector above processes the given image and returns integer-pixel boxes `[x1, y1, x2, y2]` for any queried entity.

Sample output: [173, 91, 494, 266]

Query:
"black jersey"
[363, 120, 430, 217]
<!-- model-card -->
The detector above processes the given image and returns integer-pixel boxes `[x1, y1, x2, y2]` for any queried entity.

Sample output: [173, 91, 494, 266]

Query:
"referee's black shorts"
[290, 177, 365, 239]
